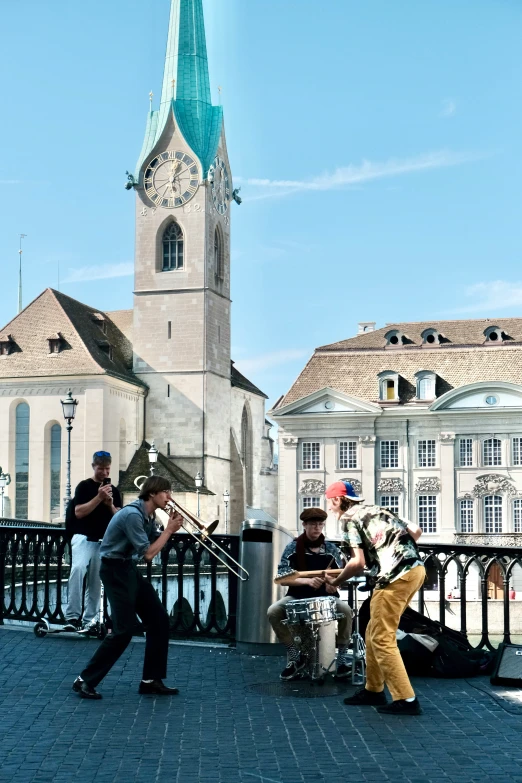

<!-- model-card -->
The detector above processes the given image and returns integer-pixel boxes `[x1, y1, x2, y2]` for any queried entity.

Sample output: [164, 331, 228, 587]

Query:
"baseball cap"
[325, 480, 364, 502]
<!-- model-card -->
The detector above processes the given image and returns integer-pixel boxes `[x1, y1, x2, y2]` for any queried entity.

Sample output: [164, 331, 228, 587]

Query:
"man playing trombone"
[72, 477, 183, 700]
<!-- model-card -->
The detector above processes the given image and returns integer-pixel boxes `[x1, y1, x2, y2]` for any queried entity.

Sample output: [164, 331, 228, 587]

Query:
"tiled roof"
[0, 289, 143, 386]
[276, 317, 522, 407]
[231, 362, 268, 399]
[118, 442, 214, 495]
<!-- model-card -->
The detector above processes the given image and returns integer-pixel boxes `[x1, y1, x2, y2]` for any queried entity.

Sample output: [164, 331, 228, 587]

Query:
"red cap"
[325, 480, 364, 502]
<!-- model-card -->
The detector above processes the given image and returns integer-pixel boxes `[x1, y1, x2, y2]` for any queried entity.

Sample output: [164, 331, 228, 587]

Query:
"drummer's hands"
[325, 582, 338, 594]
[307, 576, 325, 589]
[166, 511, 183, 534]
[322, 573, 337, 586]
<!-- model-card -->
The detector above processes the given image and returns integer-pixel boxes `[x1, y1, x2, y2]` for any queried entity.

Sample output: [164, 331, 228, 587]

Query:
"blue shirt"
[100, 499, 160, 561]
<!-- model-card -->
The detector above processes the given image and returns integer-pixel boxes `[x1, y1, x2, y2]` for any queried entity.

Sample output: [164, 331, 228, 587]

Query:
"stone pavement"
[1, 627, 522, 783]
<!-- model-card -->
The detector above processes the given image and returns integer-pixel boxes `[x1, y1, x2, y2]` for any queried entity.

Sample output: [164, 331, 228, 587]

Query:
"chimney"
[358, 322, 376, 335]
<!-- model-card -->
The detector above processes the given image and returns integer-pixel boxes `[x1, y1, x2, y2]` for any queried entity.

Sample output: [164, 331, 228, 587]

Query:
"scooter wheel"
[33, 621, 48, 638]
[97, 624, 107, 640]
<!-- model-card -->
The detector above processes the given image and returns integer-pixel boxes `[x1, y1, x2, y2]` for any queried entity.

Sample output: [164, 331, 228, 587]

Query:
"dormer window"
[415, 370, 436, 401]
[421, 328, 442, 346]
[484, 325, 506, 343]
[384, 329, 410, 347]
[378, 371, 399, 401]
[0, 334, 14, 356]
[92, 313, 107, 335]
[47, 333, 65, 354]
[97, 341, 113, 361]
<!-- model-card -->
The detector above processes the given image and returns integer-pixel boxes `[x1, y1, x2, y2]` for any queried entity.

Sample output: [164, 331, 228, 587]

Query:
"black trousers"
[81, 559, 170, 688]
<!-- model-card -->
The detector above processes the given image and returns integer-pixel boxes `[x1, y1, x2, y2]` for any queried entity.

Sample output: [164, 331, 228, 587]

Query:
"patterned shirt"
[341, 505, 423, 589]
[277, 540, 344, 599]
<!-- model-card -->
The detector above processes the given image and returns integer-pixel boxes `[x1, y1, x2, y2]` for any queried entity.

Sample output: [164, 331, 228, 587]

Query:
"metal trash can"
[236, 518, 293, 655]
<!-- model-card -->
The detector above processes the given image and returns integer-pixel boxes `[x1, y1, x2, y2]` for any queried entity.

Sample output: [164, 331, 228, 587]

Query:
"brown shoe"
[138, 679, 179, 695]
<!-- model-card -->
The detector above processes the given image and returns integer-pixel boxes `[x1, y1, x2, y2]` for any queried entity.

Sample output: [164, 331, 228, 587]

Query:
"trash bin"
[236, 518, 293, 655]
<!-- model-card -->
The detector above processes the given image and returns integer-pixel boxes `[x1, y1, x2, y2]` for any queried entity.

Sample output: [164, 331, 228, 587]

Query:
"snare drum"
[285, 596, 337, 626]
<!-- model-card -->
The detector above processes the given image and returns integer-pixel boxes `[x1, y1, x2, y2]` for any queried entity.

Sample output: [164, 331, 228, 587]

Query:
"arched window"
[241, 405, 253, 506]
[415, 371, 436, 401]
[162, 222, 184, 271]
[50, 424, 61, 519]
[378, 371, 399, 401]
[483, 438, 502, 467]
[214, 227, 224, 280]
[15, 402, 30, 519]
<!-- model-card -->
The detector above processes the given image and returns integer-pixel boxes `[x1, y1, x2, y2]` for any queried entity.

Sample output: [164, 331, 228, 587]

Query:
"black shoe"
[280, 654, 305, 681]
[72, 677, 102, 700]
[335, 662, 352, 680]
[63, 619, 81, 631]
[343, 687, 387, 706]
[138, 679, 179, 696]
[377, 698, 422, 715]
[82, 624, 99, 637]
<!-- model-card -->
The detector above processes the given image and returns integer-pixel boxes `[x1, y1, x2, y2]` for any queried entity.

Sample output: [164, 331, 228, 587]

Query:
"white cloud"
[238, 149, 483, 202]
[456, 280, 522, 313]
[441, 99, 457, 118]
[235, 349, 310, 374]
[62, 263, 134, 283]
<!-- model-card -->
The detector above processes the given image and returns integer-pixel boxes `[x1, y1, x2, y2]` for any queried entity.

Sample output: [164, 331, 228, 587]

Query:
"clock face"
[209, 156, 231, 215]
[144, 151, 199, 208]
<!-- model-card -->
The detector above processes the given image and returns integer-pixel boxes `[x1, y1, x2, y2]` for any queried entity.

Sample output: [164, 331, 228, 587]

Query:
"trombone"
[133, 476, 249, 582]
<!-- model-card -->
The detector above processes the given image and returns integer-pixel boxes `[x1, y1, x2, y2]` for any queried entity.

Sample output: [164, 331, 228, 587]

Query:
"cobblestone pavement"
[1, 627, 522, 783]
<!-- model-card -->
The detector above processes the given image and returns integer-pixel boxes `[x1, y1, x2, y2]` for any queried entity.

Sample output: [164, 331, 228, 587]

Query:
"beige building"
[271, 318, 522, 559]
[0, 0, 277, 530]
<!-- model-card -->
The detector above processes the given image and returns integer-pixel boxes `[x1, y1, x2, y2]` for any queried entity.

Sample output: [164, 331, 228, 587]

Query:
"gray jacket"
[100, 499, 160, 561]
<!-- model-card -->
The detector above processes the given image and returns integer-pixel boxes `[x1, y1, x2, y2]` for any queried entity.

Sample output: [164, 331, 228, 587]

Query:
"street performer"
[72, 476, 183, 700]
[267, 508, 353, 680]
[324, 480, 425, 716]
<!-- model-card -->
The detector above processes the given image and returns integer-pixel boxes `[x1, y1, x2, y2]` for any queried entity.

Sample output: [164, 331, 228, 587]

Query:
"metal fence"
[0, 522, 239, 640]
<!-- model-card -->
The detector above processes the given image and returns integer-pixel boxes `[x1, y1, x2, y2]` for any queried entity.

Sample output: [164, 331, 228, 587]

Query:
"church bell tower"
[130, 0, 235, 503]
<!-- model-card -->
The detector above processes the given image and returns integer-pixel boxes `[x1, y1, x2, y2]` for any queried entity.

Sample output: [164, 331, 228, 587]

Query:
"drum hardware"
[134, 476, 249, 582]
[284, 597, 339, 683]
[345, 576, 366, 686]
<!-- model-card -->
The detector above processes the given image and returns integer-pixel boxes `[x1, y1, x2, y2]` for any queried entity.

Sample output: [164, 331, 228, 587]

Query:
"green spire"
[135, 0, 223, 180]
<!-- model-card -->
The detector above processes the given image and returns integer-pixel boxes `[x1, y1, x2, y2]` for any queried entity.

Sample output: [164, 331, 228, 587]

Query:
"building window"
[484, 326, 504, 343]
[513, 438, 522, 466]
[167, 321, 172, 340]
[484, 496, 502, 533]
[378, 372, 398, 401]
[421, 328, 442, 345]
[415, 371, 436, 400]
[339, 441, 357, 470]
[214, 227, 224, 280]
[459, 438, 473, 467]
[418, 495, 437, 533]
[0, 334, 14, 355]
[302, 496, 322, 510]
[302, 442, 321, 470]
[15, 402, 30, 520]
[50, 424, 61, 519]
[514, 499, 522, 533]
[162, 222, 184, 271]
[418, 440, 436, 468]
[380, 440, 399, 468]
[459, 499, 474, 533]
[483, 438, 502, 467]
[381, 495, 399, 515]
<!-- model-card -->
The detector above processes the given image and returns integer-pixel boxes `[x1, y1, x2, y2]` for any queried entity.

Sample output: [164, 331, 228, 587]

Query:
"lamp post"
[223, 489, 230, 534]
[195, 471, 203, 517]
[61, 389, 79, 515]
[148, 441, 159, 476]
[0, 469, 11, 518]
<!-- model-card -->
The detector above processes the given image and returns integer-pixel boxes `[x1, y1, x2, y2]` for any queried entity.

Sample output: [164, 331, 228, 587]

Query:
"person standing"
[64, 451, 122, 631]
[324, 480, 426, 716]
[73, 476, 183, 700]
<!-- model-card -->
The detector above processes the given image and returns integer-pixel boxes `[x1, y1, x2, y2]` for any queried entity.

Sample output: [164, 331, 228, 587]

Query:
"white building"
[0, 0, 277, 530]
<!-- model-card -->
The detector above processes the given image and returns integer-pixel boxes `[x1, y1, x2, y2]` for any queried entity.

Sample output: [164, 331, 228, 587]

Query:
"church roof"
[274, 317, 522, 408]
[118, 441, 214, 495]
[0, 289, 144, 387]
[231, 362, 268, 399]
[135, 0, 223, 179]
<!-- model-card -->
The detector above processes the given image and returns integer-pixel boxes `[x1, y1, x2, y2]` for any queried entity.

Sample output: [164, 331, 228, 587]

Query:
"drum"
[285, 596, 337, 626]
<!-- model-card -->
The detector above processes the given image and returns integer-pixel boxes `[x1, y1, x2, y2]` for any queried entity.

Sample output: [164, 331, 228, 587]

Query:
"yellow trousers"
[365, 565, 426, 701]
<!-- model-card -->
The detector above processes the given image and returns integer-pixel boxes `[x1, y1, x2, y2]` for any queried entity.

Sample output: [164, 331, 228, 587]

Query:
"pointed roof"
[135, 0, 223, 179]
[0, 288, 144, 386]
[231, 362, 268, 399]
[118, 441, 214, 495]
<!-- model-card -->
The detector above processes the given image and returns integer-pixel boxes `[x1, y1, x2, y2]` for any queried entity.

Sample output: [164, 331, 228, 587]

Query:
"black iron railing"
[0, 523, 239, 640]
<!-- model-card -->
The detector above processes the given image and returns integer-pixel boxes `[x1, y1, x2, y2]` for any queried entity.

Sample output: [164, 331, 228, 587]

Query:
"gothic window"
[339, 441, 357, 470]
[380, 440, 399, 469]
[483, 438, 502, 467]
[484, 496, 502, 533]
[459, 438, 473, 467]
[214, 226, 224, 280]
[459, 499, 474, 533]
[302, 442, 321, 470]
[418, 495, 437, 533]
[162, 222, 184, 271]
[50, 424, 61, 519]
[15, 402, 30, 520]
[381, 495, 399, 515]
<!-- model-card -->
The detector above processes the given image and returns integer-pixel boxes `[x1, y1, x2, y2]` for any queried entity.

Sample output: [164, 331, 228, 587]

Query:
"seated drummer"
[267, 508, 353, 681]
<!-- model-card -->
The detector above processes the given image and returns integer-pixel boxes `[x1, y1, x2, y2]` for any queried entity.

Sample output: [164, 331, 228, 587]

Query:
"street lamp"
[148, 441, 159, 475]
[195, 471, 203, 517]
[223, 489, 230, 534]
[61, 389, 79, 514]
[0, 469, 11, 518]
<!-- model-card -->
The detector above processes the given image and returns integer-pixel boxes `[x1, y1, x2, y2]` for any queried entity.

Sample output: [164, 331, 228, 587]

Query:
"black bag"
[64, 499, 77, 541]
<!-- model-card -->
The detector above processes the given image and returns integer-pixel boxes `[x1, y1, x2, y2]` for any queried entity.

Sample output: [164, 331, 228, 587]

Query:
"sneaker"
[377, 698, 423, 715]
[343, 687, 387, 706]
[280, 654, 306, 681]
[335, 662, 352, 679]
[82, 623, 99, 637]
[63, 619, 81, 631]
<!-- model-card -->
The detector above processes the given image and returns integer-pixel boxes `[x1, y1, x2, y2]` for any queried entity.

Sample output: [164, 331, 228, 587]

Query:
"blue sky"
[1, 0, 521, 409]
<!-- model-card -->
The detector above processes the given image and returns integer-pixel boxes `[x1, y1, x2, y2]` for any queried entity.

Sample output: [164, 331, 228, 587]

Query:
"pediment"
[431, 382, 522, 411]
[273, 387, 381, 416]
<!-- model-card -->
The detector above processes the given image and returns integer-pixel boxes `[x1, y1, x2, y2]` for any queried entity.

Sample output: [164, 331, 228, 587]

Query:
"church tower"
[131, 0, 234, 508]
